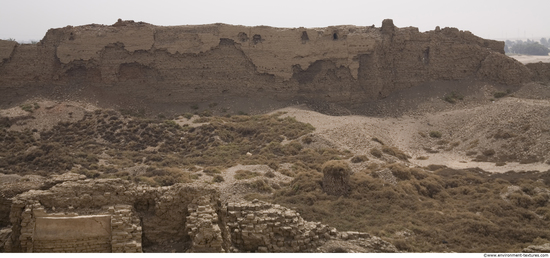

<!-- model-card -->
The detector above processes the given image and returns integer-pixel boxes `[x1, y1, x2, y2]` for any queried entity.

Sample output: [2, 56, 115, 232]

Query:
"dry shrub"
[429, 131, 442, 138]
[203, 166, 222, 175]
[247, 179, 272, 193]
[265, 164, 550, 252]
[370, 148, 382, 158]
[426, 164, 446, 171]
[351, 155, 369, 163]
[234, 170, 259, 180]
[212, 175, 224, 183]
[388, 164, 411, 180]
[268, 161, 279, 170]
[382, 146, 410, 161]
[483, 149, 496, 156]
[302, 135, 313, 144]
[134, 176, 159, 186]
[279, 169, 295, 177]
[264, 171, 276, 178]
[322, 160, 351, 196]
[410, 168, 429, 180]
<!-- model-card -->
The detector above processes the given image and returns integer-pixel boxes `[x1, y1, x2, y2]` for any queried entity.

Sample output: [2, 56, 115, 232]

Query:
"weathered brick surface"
[185, 195, 224, 252]
[4, 176, 392, 253]
[0, 20, 530, 114]
[223, 200, 333, 252]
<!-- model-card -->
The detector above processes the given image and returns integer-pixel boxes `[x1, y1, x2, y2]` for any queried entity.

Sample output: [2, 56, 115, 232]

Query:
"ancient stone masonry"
[108, 205, 142, 253]
[0, 19, 534, 112]
[2, 175, 396, 253]
[185, 195, 224, 252]
[4, 178, 218, 252]
[223, 200, 333, 252]
[9, 201, 141, 252]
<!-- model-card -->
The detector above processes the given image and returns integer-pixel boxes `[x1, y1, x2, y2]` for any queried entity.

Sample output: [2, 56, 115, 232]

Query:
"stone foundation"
[223, 200, 332, 252]
[2, 177, 395, 253]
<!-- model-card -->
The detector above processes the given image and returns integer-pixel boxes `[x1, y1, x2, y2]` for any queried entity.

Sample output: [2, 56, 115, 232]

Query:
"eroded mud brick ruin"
[1, 18, 548, 113]
[1, 19, 550, 253]
[1, 174, 397, 252]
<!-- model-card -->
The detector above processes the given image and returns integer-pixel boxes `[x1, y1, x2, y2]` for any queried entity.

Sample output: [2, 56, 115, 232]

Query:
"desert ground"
[2, 77, 550, 252]
[510, 54, 550, 64]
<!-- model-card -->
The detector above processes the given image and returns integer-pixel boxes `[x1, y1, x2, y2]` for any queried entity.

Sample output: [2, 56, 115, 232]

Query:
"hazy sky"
[1, 0, 549, 42]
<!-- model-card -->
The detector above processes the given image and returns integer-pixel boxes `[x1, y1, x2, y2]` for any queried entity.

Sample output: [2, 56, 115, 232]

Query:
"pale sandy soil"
[274, 99, 550, 173]
[509, 54, 550, 64]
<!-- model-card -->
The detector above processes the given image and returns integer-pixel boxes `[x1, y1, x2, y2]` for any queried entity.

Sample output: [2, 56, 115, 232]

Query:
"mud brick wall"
[33, 237, 111, 253]
[185, 194, 224, 252]
[16, 203, 36, 252]
[0, 20, 531, 113]
[6, 178, 219, 252]
[109, 205, 142, 253]
[0, 194, 11, 228]
[3, 176, 387, 253]
[526, 62, 550, 82]
[223, 200, 332, 252]
[136, 184, 220, 246]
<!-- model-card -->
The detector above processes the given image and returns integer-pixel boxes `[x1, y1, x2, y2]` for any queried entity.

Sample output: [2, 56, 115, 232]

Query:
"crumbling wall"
[108, 205, 142, 253]
[0, 194, 11, 228]
[223, 200, 332, 252]
[185, 194, 225, 252]
[0, 19, 532, 112]
[32, 213, 113, 253]
[9, 200, 141, 253]
[3, 176, 396, 253]
[0, 40, 17, 63]
[6, 178, 217, 252]
[526, 62, 550, 82]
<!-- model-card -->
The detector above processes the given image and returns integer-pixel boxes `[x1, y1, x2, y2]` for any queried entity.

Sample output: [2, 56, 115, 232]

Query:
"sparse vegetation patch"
[443, 91, 464, 104]
[429, 131, 442, 138]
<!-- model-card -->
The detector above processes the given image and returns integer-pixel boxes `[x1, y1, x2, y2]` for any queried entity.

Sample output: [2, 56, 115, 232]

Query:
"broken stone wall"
[6, 178, 217, 252]
[185, 194, 225, 252]
[11, 201, 141, 253]
[3, 176, 398, 253]
[0, 194, 10, 228]
[222, 200, 333, 252]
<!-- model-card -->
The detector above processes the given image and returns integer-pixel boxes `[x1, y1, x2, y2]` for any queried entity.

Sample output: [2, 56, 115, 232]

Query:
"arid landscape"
[1, 19, 550, 253]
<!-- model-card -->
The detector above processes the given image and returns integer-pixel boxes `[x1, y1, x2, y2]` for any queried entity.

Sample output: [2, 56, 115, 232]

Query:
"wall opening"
[301, 31, 309, 43]
[423, 47, 430, 65]
[252, 34, 262, 45]
[333, 33, 339, 40]
[237, 32, 248, 42]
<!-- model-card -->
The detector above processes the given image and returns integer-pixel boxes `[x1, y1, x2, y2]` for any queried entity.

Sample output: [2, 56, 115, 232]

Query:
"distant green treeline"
[505, 38, 550, 56]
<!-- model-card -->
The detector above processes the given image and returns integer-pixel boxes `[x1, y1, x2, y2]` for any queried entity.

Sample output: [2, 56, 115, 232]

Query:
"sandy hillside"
[274, 93, 550, 173]
[3, 82, 550, 174]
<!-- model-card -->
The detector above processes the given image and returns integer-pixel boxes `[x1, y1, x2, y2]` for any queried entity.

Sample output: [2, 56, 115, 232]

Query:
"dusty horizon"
[1, 0, 549, 42]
